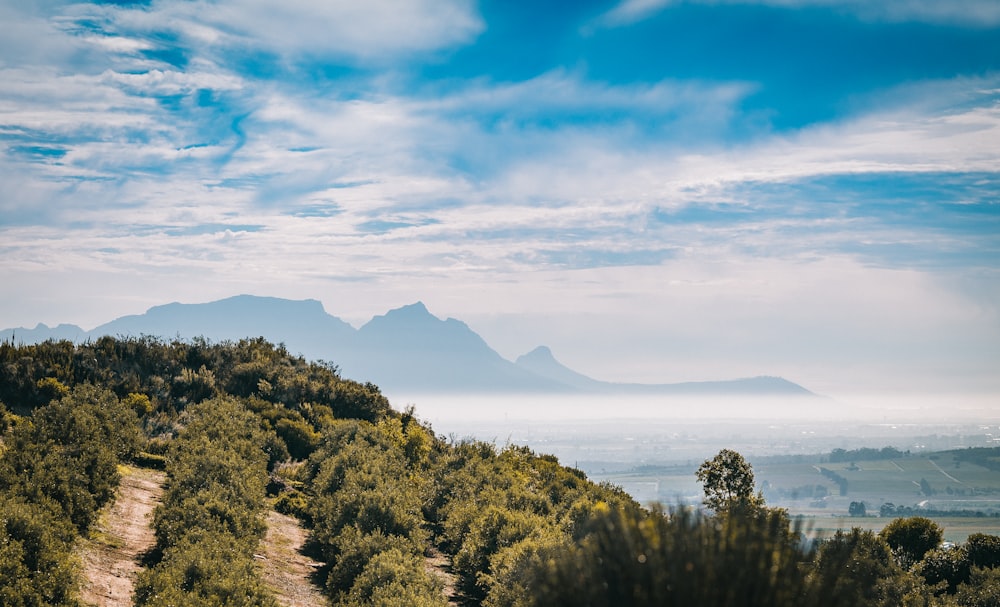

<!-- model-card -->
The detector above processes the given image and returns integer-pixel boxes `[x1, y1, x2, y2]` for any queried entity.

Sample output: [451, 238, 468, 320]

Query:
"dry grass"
[258, 509, 327, 607]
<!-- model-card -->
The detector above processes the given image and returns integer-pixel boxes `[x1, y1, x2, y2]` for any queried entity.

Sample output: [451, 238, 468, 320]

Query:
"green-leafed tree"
[809, 528, 904, 606]
[879, 516, 944, 568]
[696, 448, 764, 512]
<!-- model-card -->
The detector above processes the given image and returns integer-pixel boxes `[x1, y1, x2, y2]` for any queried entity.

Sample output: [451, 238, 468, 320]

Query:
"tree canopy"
[696, 448, 764, 512]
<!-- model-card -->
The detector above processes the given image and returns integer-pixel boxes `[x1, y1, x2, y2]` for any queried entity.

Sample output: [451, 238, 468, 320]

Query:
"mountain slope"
[515, 346, 606, 391]
[344, 303, 566, 393]
[515, 345, 814, 396]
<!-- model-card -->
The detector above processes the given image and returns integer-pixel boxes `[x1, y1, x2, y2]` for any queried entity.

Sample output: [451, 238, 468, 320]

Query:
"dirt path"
[929, 458, 963, 484]
[425, 546, 461, 606]
[79, 466, 164, 607]
[258, 510, 327, 607]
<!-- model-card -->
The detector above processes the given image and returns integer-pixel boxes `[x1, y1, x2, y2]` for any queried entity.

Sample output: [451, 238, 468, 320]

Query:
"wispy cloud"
[101, 0, 484, 64]
[596, 0, 1000, 28]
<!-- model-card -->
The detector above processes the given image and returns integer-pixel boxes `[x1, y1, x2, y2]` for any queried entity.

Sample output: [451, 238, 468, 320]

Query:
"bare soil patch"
[259, 510, 327, 607]
[79, 466, 164, 607]
[425, 546, 461, 606]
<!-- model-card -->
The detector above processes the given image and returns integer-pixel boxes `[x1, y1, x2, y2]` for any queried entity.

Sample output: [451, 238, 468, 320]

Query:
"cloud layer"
[1, 0, 998, 397]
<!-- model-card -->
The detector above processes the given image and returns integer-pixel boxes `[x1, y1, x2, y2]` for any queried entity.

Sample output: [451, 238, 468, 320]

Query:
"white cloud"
[113, 0, 484, 63]
[596, 0, 1000, 27]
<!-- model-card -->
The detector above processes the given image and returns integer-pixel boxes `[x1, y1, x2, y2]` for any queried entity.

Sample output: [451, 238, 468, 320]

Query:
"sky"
[1, 0, 999, 401]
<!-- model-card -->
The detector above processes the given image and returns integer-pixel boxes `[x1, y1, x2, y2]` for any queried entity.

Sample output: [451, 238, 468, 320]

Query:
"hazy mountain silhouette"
[342, 303, 565, 392]
[515, 345, 814, 396]
[515, 346, 606, 391]
[1, 323, 87, 344]
[1, 295, 815, 396]
[90, 295, 356, 363]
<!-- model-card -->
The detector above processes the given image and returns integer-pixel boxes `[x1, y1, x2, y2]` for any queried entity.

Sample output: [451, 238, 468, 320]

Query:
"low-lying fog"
[390, 393, 1000, 468]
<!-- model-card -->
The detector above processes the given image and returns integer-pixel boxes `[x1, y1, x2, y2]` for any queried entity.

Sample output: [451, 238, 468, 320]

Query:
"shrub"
[140, 398, 276, 606]
[453, 506, 548, 601]
[324, 528, 420, 597]
[134, 531, 277, 607]
[810, 528, 902, 606]
[530, 505, 813, 607]
[879, 517, 944, 568]
[0, 496, 79, 607]
[341, 548, 447, 607]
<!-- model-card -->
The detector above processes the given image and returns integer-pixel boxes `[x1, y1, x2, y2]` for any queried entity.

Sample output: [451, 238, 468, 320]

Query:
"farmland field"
[587, 448, 1000, 543]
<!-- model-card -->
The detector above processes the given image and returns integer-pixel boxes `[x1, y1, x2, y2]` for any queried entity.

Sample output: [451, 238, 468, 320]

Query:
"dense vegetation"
[1, 336, 999, 606]
[0, 383, 141, 606]
[134, 398, 278, 606]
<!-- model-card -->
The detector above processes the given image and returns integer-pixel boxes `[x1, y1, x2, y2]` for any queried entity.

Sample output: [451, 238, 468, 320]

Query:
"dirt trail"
[425, 546, 461, 606]
[79, 466, 164, 607]
[258, 510, 327, 607]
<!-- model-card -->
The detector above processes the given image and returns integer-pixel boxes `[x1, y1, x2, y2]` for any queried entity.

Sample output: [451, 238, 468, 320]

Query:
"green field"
[589, 449, 1000, 543]
[799, 515, 1000, 544]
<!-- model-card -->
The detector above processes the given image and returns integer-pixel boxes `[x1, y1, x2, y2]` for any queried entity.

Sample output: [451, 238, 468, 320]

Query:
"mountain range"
[1, 295, 814, 397]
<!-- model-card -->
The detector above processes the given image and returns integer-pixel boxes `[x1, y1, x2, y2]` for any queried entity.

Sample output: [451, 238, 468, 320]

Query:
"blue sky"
[1, 0, 999, 400]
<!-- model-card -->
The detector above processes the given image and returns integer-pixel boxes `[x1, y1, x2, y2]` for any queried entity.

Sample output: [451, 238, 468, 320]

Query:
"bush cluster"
[134, 398, 278, 607]
[301, 418, 446, 605]
[428, 442, 639, 606]
[0, 336, 390, 423]
[4, 338, 1000, 607]
[0, 384, 141, 606]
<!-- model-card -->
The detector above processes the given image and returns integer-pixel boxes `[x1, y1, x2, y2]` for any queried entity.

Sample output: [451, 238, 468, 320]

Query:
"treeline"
[819, 467, 848, 496]
[881, 502, 1000, 519]
[829, 447, 906, 463]
[0, 384, 141, 606]
[952, 447, 1000, 472]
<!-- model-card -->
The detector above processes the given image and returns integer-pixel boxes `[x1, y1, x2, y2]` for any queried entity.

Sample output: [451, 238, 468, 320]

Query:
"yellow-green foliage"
[0, 336, 391, 423]
[136, 398, 277, 607]
[341, 548, 448, 607]
[134, 532, 276, 607]
[0, 496, 79, 607]
[0, 385, 141, 605]
[302, 419, 443, 604]
[0, 384, 141, 531]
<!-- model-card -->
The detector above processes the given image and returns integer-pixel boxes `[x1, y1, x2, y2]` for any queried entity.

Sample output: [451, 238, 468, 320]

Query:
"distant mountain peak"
[363, 302, 439, 330]
[516, 345, 555, 364]
[515, 345, 602, 391]
[387, 301, 431, 317]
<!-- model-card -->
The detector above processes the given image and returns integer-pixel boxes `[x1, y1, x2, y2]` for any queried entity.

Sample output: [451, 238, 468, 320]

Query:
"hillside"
[0, 294, 817, 397]
[0, 337, 997, 606]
